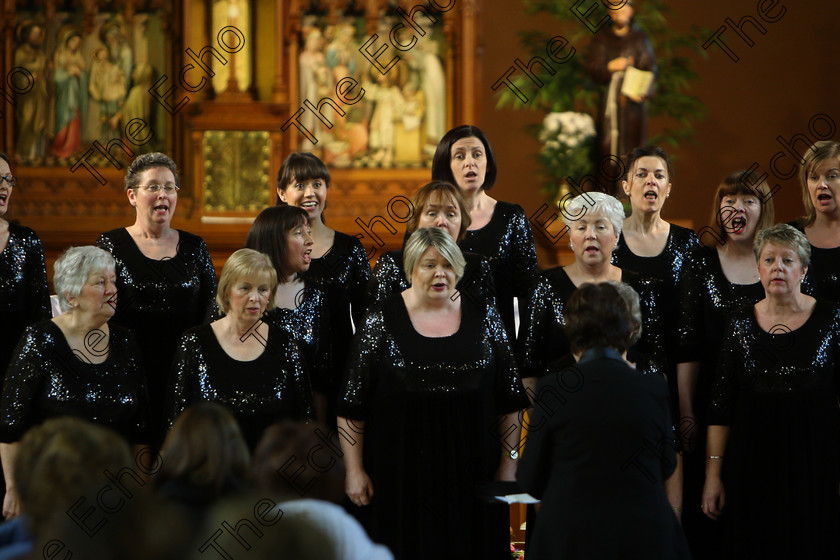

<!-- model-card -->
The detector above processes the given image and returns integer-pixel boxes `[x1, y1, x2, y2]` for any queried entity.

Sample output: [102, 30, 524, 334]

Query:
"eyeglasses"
[0, 175, 17, 187]
[134, 184, 179, 194]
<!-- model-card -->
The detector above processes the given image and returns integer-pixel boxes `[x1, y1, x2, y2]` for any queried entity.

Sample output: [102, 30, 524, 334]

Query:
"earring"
[569, 243, 575, 252]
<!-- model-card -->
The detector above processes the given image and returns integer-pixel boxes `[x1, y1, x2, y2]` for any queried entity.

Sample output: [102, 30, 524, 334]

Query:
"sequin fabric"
[613, 224, 700, 365]
[0, 223, 51, 374]
[367, 249, 496, 312]
[168, 323, 314, 448]
[263, 282, 333, 394]
[677, 246, 765, 365]
[0, 321, 148, 443]
[336, 294, 528, 560]
[96, 228, 217, 440]
[788, 222, 840, 303]
[459, 201, 539, 340]
[338, 294, 528, 419]
[517, 266, 666, 379]
[708, 300, 840, 423]
[305, 231, 371, 364]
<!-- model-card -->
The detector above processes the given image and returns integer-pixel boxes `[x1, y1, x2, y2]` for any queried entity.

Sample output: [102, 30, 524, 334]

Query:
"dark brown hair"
[431, 125, 498, 191]
[276, 152, 331, 205]
[156, 402, 250, 495]
[244, 205, 310, 283]
[564, 282, 635, 354]
[0, 152, 10, 167]
[124, 152, 179, 190]
[251, 421, 345, 503]
[623, 145, 673, 182]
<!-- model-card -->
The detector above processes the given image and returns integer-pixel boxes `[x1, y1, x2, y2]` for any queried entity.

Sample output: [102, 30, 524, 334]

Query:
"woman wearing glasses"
[0, 152, 51, 388]
[96, 152, 217, 446]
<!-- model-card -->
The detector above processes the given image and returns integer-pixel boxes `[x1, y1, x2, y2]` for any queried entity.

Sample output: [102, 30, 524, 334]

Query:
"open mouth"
[432, 282, 446, 290]
[302, 248, 312, 264]
[154, 205, 168, 214]
[644, 190, 657, 201]
[584, 244, 600, 254]
[730, 216, 746, 233]
[465, 171, 478, 179]
[301, 201, 317, 209]
[817, 193, 833, 203]
[0, 193, 7, 203]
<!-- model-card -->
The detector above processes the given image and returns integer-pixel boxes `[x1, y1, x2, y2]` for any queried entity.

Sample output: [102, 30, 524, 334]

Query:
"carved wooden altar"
[0, 0, 483, 278]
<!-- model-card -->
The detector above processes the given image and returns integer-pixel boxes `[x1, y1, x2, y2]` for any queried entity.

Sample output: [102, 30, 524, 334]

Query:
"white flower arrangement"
[537, 112, 596, 197]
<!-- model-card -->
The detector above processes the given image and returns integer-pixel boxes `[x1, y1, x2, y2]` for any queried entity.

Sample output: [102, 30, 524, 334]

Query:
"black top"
[305, 231, 371, 371]
[613, 224, 700, 363]
[337, 295, 528, 559]
[517, 266, 664, 379]
[0, 223, 51, 375]
[366, 249, 496, 313]
[707, 301, 840, 558]
[0, 321, 148, 443]
[459, 201, 538, 341]
[517, 348, 689, 560]
[789, 221, 840, 303]
[263, 282, 333, 394]
[96, 228, 217, 440]
[168, 323, 314, 449]
[677, 246, 765, 417]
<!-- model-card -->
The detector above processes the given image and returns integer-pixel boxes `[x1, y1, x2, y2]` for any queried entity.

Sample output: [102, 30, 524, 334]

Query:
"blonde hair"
[798, 140, 840, 227]
[216, 249, 278, 314]
[403, 228, 466, 284]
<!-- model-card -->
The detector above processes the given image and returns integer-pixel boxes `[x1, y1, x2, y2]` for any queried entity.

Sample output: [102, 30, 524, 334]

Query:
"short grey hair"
[53, 246, 116, 312]
[562, 192, 626, 235]
[753, 223, 811, 268]
[610, 281, 642, 346]
[403, 228, 466, 284]
[125, 152, 179, 190]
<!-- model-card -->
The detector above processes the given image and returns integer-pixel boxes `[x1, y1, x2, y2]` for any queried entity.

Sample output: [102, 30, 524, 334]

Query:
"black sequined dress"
[613, 224, 699, 367]
[337, 295, 529, 560]
[517, 266, 665, 379]
[676, 245, 765, 559]
[459, 201, 538, 341]
[677, 246, 766, 422]
[0, 223, 51, 375]
[789, 221, 840, 303]
[263, 282, 332, 395]
[305, 231, 371, 378]
[0, 321, 148, 443]
[367, 249, 496, 312]
[96, 228, 217, 442]
[168, 323, 313, 448]
[708, 300, 840, 559]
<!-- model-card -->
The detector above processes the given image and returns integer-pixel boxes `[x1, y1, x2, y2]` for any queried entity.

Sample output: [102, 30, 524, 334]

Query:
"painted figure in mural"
[298, 29, 331, 152]
[113, 62, 155, 139]
[89, 46, 128, 143]
[14, 22, 49, 161]
[585, 2, 656, 188]
[50, 28, 87, 159]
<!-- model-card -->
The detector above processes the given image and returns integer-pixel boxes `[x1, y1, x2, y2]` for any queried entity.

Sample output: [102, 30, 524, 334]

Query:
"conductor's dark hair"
[623, 145, 673, 182]
[431, 125, 498, 191]
[244, 205, 310, 284]
[0, 152, 10, 167]
[564, 282, 635, 354]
